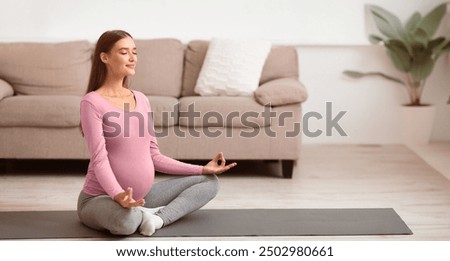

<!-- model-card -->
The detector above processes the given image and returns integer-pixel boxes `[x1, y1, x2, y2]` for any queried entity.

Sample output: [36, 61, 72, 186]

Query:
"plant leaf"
[435, 41, 450, 57]
[410, 57, 434, 82]
[412, 27, 429, 46]
[428, 37, 446, 50]
[371, 72, 405, 85]
[343, 70, 405, 85]
[411, 42, 432, 65]
[418, 3, 447, 37]
[385, 40, 412, 72]
[371, 13, 400, 39]
[405, 12, 422, 32]
[368, 34, 384, 44]
[343, 70, 366, 78]
[369, 5, 405, 40]
[428, 37, 447, 56]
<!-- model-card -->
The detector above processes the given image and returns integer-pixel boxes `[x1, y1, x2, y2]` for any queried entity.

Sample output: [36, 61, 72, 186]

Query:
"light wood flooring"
[0, 142, 449, 241]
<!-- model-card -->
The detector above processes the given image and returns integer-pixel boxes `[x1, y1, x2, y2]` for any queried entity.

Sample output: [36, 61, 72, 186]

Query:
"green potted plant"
[343, 3, 450, 144]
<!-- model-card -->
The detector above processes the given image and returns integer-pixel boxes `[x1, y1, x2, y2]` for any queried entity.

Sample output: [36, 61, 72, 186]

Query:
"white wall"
[1, 0, 449, 143]
[299, 45, 450, 144]
[0, 0, 445, 44]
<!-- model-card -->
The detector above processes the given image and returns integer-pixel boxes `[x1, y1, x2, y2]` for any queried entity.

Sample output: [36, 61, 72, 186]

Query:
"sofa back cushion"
[132, 39, 184, 97]
[182, 40, 299, 97]
[0, 41, 92, 96]
[0, 95, 81, 127]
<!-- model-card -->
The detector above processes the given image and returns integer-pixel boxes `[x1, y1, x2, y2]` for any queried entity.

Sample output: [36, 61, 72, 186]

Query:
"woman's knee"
[110, 225, 136, 236]
[78, 194, 142, 236]
[200, 173, 218, 183]
[204, 174, 220, 199]
[109, 209, 142, 236]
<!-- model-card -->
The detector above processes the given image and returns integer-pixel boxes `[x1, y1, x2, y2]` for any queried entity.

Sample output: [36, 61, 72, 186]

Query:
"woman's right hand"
[202, 152, 237, 175]
[113, 187, 145, 208]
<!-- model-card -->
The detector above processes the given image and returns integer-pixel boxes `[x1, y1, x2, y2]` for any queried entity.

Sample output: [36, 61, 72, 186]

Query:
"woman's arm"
[80, 100, 125, 198]
[150, 136, 236, 175]
[149, 136, 204, 174]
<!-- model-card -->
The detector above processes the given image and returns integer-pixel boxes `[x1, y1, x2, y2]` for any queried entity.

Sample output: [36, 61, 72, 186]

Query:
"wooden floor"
[0, 143, 449, 241]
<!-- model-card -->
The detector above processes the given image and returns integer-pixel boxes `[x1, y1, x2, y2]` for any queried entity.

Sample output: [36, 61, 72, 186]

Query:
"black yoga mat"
[0, 208, 412, 239]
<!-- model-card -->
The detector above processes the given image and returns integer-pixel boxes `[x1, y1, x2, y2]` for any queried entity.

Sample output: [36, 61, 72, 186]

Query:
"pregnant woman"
[77, 30, 236, 236]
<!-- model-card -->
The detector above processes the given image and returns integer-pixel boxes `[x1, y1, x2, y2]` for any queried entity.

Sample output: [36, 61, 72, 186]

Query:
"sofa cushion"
[0, 41, 91, 96]
[254, 78, 308, 106]
[0, 95, 81, 127]
[194, 38, 271, 96]
[260, 45, 299, 84]
[0, 79, 14, 100]
[147, 96, 179, 127]
[182, 41, 209, 97]
[178, 96, 270, 128]
[132, 39, 184, 97]
[182, 40, 299, 97]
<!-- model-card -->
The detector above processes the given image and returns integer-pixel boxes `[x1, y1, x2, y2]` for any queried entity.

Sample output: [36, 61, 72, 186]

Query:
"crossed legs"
[77, 174, 219, 236]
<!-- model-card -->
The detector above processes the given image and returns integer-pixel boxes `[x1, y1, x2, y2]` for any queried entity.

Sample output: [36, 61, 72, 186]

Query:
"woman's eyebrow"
[118, 47, 137, 50]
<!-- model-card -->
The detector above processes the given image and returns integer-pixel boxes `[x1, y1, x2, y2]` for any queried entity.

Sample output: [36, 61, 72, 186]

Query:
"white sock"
[139, 209, 164, 236]
[137, 206, 165, 215]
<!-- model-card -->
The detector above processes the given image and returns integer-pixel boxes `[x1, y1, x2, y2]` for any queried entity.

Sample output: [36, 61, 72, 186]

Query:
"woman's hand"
[113, 187, 145, 208]
[202, 152, 237, 175]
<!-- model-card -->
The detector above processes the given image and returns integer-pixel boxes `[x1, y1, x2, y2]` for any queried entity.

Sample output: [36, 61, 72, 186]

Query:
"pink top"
[80, 89, 203, 200]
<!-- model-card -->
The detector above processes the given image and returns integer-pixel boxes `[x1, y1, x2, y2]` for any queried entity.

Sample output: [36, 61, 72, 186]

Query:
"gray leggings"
[77, 174, 219, 235]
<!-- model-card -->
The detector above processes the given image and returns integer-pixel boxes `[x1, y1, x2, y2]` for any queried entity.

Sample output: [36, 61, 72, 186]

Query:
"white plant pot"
[400, 105, 435, 145]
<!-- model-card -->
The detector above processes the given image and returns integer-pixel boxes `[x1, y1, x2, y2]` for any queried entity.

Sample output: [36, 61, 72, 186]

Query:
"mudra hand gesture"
[114, 187, 146, 208]
[202, 152, 237, 175]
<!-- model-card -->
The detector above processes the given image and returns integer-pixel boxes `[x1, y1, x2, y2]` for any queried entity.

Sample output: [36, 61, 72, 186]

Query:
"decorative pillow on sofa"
[194, 38, 272, 96]
[254, 78, 308, 106]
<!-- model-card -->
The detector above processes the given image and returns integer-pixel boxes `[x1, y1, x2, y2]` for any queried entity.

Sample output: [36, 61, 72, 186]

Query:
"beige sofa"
[0, 39, 307, 178]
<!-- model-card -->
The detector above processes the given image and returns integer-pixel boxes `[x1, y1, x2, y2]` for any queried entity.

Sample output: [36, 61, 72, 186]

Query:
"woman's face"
[101, 36, 137, 78]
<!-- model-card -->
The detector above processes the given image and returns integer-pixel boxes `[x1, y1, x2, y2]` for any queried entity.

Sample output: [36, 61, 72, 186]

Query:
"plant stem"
[405, 74, 421, 106]
[417, 80, 426, 104]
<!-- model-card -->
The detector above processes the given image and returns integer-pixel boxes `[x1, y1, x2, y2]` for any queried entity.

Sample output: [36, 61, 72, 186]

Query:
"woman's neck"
[99, 77, 128, 96]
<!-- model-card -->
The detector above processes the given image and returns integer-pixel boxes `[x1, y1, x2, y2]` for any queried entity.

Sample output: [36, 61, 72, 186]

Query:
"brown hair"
[85, 30, 133, 94]
[80, 30, 133, 136]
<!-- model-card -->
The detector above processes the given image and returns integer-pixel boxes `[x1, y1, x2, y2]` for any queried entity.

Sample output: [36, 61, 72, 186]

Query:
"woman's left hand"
[202, 152, 237, 175]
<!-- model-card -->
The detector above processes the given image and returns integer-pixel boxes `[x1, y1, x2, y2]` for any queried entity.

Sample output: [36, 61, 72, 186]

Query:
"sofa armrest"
[254, 77, 308, 106]
[0, 78, 14, 101]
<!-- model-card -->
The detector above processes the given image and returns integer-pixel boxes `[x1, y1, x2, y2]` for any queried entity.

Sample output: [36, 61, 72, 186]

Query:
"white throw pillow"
[194, 38, 272, 96]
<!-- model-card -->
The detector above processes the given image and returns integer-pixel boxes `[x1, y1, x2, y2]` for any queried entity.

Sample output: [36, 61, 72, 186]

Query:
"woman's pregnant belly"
[108, 152, 155, 200]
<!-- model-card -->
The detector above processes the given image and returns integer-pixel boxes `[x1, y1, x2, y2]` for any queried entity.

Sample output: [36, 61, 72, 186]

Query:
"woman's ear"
[100, 52, 108, 63]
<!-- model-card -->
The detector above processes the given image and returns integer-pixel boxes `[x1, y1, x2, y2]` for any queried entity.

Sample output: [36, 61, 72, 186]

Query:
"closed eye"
[118, 47, 137, 55]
